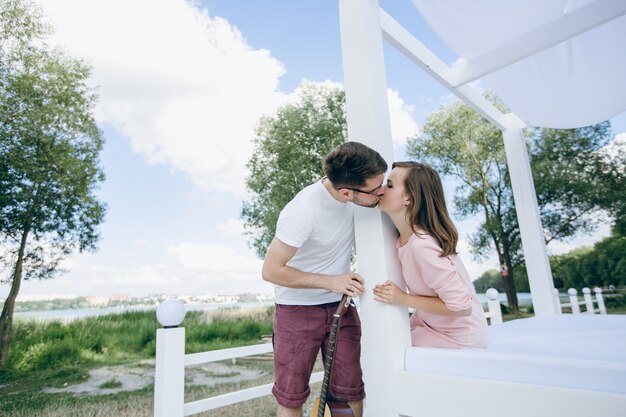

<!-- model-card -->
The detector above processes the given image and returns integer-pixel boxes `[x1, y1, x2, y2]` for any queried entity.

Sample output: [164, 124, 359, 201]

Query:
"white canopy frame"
[338, 1, 626, 416]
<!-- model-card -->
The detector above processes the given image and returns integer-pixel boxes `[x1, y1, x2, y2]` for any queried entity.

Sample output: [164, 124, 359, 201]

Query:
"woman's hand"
[373, 281, 407, 306]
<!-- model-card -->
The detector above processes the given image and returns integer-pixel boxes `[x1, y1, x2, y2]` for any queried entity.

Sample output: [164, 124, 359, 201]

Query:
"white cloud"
[41, 0, 288, 196]
[217, 218, 246, 238]
[3, 248, 271, 298]
[547, 223, 612, 257]
[167, 242, 271, 294]
[387, 89, 420, 148]
[40, 0, 421, 196]
[169, 242, 262, 273]
[456, 237, 498, 281]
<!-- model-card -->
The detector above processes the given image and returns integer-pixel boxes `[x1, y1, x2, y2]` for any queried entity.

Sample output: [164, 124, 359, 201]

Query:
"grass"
[603, 292, 626, 313]
[99, 378, 123, 389]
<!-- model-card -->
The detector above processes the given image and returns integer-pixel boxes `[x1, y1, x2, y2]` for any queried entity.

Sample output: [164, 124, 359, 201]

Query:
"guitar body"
[311, 398, 354, 417]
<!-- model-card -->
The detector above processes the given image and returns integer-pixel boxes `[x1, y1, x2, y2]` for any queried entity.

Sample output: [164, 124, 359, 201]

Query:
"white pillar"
[501, 116, 557, 316]
[582, 287, 595, 314]
[486, 288, 503, 324]
[154, 327, 185, 417]
[594, 287, 607, 314]
[568, 288, 581, 314]
[553, 288, 562, 314]
[339, 1, 411, 416]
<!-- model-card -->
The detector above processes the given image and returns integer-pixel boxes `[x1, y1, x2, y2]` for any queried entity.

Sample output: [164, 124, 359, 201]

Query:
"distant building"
[16, 293, 78, 302]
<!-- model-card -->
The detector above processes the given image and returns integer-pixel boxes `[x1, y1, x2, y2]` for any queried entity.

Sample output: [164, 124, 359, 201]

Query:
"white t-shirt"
[273, 180, 355, 305]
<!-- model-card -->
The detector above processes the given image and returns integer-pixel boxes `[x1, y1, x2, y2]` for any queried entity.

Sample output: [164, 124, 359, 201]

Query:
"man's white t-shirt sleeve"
[275, 200, 314, 248]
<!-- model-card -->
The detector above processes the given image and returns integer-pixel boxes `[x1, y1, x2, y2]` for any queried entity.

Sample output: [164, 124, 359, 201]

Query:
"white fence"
[485, 287, 607, 321]
[153, 299, 322, 417]
[484, 288, 504, 324]
[556, 287, 607, 314]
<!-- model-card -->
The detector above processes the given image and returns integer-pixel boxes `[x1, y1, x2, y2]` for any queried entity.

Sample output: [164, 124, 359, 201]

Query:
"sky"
[2, 0, 625, 299]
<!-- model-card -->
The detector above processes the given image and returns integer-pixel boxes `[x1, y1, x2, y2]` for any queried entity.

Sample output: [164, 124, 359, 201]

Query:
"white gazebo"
[339, 0, 626, 416]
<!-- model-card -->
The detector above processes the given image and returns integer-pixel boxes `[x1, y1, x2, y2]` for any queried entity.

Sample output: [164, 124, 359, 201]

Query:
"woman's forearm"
[400, 293, 471, 317]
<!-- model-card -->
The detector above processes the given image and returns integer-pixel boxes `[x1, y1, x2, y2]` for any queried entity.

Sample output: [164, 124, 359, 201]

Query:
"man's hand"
[263, 238, 366, 295]
[327, 272, 365, 297]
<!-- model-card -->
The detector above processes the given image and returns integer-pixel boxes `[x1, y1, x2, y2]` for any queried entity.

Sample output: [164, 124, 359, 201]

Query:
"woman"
[373, 162, 487, 348]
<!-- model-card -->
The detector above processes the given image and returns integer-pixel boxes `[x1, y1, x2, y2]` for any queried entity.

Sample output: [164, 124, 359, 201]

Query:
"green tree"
[0, 0, 106, 368]
[242, 83, 346, 257]
[551, 232, 626, 289]
[472, 269, 502, 293]
[531, 123, 621, 243]
[407, 96, 620, 313]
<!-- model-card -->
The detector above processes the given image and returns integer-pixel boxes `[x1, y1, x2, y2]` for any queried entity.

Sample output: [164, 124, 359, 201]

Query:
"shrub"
[15, 340, 82, 372]
[604, 293, 626, 308]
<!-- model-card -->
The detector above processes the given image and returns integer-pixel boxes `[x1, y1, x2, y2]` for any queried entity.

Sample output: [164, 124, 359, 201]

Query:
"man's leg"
[348, 400, 363, 417]
[277, 403, 303, 417]
[272, 304, 326, 417]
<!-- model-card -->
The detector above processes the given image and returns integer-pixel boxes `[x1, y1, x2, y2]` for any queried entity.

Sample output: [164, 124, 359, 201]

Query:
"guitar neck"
[317, 314, 341, 417]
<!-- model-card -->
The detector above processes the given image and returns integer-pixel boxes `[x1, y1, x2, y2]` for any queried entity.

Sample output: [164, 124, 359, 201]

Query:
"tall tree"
[0, 0, 106, 368]
[551, 231, 626, 290]
[242, 83, 346, 258]
[531, 123, 619, 244]
[407, 97, 620, 313]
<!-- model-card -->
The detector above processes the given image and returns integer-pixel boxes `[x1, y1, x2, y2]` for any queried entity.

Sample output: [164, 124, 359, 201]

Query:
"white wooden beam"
[339, 1, 411, 416]
[393, 370, 626, 417]
[449, 0, 626, 87]
[501, 116, 558, 315]
[379, 8, 510, 130]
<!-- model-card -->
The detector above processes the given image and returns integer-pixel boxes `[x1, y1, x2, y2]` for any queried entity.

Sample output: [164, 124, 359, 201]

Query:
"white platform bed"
[394, 314, 626, 417]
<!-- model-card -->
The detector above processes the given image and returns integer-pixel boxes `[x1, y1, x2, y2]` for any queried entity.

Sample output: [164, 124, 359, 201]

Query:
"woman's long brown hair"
[393, 161, 458, 257]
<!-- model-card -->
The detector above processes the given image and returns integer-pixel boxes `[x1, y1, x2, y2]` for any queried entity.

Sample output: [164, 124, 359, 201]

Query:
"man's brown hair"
[323, 141, 387, 188]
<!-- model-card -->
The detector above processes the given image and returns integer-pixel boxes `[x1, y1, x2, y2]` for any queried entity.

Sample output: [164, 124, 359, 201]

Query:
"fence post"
[594, 287, 607, 314]
[486, 288, 503, 324]
[553, 288, 562, 314]
[582, 287, 595, 314]
[154, 299, 187, 417]
[568, 288, 580, 314]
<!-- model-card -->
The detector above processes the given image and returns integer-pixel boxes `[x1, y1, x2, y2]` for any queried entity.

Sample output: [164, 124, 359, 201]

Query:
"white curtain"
[413, 0, 626, 128]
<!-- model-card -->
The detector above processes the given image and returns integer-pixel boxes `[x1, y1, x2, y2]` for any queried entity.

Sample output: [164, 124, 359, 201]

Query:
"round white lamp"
[156, 298, 186, 328]
[486, 288, 499, 301]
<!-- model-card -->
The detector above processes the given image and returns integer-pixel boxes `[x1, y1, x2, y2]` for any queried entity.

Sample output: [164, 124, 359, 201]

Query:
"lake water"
[15, 293, 539, 321]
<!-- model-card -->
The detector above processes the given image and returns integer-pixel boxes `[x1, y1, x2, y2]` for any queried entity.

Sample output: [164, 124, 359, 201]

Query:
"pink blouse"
[397, 233, 488, 348]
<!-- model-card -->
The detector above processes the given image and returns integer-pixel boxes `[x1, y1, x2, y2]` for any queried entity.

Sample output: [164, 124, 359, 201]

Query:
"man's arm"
[262, 237, 365, 296]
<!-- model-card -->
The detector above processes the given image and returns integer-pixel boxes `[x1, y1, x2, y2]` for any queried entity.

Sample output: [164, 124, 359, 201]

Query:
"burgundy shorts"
[271, 302, 365, 408]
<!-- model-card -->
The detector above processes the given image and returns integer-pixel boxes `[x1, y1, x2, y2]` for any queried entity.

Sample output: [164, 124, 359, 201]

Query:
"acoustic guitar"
[310, 294, 355, 417]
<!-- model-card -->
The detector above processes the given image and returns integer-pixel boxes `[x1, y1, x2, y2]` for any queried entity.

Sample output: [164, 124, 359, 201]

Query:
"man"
[262, 141, 387, 417]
